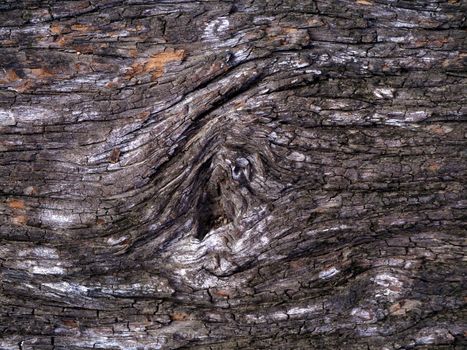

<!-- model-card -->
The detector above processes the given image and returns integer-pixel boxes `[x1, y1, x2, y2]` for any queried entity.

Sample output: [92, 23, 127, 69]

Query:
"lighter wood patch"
[50, 23, 62, 34]
[12, 215, 27, 225]
[127, 50, 185, 80]
[7, 198, 25, 209]
[213, 289, 230, 298]
[171, 312, 189, 321]
[71, 24, 91, 32]
[426, 162, 441, 172]
[356, 0, 373, 5]
[109, 148, 121, 163]
[389, 299, 422, 315]
[424, 124, 453, 135]
[0, 69, 21, 84]
[30, 68, 54, 79]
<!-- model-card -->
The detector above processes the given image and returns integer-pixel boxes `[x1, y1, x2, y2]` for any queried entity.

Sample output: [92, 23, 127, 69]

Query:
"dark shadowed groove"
[0, 0, 466, 349]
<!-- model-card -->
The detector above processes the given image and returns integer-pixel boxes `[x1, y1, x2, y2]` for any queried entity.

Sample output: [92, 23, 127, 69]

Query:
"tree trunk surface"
[0, 0, 466, 349]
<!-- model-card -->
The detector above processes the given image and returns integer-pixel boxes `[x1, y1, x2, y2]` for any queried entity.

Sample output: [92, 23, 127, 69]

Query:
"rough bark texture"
[0, 0, 466, 349]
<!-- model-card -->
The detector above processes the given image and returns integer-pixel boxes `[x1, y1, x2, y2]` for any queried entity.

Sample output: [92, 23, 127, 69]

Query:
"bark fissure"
[1, 0, 466, 349]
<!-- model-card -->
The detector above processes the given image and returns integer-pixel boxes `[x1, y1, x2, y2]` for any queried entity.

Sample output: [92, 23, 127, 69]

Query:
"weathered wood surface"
[0, 0, 466, 349]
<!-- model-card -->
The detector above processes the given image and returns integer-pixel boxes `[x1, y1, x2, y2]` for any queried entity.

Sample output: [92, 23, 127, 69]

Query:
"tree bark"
[0, 0, 466, 349]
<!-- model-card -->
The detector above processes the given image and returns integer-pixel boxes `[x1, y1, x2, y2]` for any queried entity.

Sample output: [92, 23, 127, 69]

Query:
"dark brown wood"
[0, 0, 466, 349]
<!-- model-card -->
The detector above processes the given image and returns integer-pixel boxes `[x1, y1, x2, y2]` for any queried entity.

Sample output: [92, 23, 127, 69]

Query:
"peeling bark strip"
[0, 0, 466, 349]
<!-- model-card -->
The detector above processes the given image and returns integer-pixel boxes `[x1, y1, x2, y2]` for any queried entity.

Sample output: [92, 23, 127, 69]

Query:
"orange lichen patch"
[148, 50, 186, 80]
[12, 215, 27, 225]
[137, 111, 151, 121]
[71, 23, 91, 32]
[6, 69, 20, 81]
[72, 44, 94, 54]
[135, 23, 145, 32]
[30, 68, 54, 79]
[213, 289, 230, 298]
[170, 312, 189, 321]
[14, 80, 34, 93]
[356, 0, 373, 5]
[283, 27, 298, 35]
[109, 148, 121, 163]
[50, 23, 63, 34]
[389, 299, 421, 316]
[129, 49, 138, 58]
[126, 50, 186, 80]
[0, 69, 21, 84]
[54, 35, 70, 47]
[7, 198, 25, 209]
[62, 319, 79, 328]
[424, 124, 453, 135]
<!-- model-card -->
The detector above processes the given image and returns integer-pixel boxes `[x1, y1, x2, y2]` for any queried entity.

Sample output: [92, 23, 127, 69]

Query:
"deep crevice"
[196, 181, 226, 241]
[195, 157, 228, 241]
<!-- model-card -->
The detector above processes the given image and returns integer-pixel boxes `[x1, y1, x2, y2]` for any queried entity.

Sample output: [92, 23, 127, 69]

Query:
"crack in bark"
[0, 0, 466, 349]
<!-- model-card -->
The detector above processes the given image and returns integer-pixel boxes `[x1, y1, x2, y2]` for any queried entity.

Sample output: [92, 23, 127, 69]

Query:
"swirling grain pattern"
[0, 0, 466, 349]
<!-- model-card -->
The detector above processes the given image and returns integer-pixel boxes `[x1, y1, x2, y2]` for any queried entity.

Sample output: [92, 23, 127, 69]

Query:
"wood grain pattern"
[0, 0, 466, 349]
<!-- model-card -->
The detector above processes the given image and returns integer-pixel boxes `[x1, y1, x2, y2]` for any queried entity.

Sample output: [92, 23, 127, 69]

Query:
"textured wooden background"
[0, 0, 466, 349]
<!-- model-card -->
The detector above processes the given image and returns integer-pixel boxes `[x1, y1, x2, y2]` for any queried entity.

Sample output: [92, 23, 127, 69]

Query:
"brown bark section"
[0, 0, 466, 349]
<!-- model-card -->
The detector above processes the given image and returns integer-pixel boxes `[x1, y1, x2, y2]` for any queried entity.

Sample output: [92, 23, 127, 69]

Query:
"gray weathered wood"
[0, 0, 466, 349]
